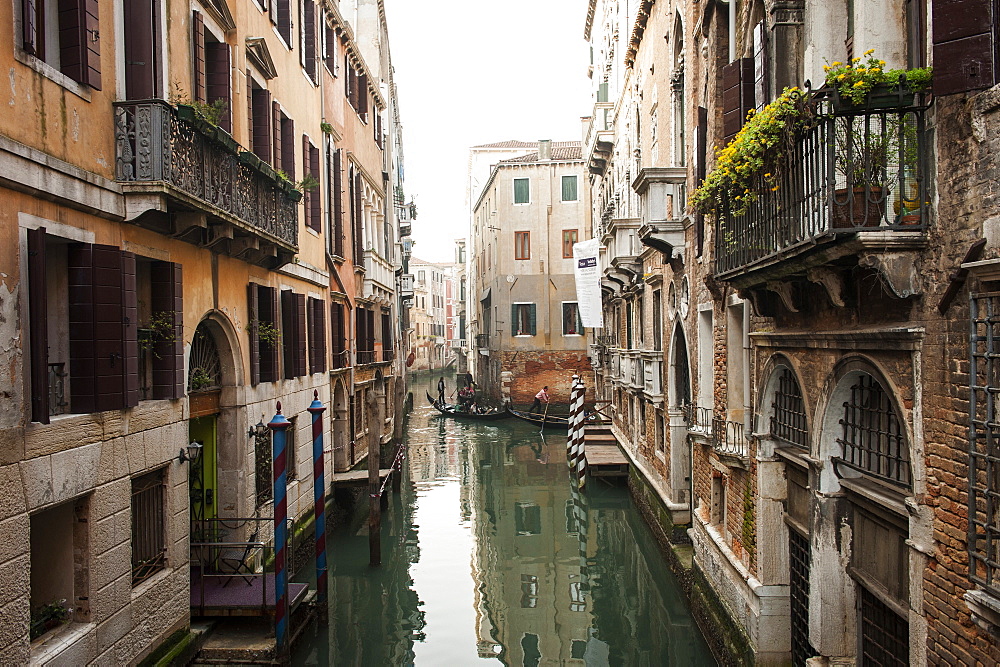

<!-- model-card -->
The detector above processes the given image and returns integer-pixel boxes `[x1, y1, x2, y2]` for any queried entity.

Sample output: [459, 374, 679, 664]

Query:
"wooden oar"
[540, 402, 550, 434]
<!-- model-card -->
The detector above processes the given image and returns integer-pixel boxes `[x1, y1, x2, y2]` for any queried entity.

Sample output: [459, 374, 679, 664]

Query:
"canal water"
[293, 376, 716, 665]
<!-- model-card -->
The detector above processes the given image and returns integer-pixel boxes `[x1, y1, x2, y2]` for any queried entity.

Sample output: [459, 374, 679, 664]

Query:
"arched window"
[770, 368, 807, 448]
[188, 322, 222, 393]
[671, 326, 691, 409]
[836, 373, 910, 488]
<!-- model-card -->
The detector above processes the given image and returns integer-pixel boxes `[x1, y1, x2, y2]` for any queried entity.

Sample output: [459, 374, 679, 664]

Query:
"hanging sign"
[573, 238, 604, 329]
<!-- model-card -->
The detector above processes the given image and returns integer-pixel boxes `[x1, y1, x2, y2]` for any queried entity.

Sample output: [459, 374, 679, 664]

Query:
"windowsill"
[305, 226, 320, 238]
[13, 49, 92, 102]
[301, 68, 319, 88]
[513, 203, 530, 206]
[273, 26, 292, 49]
[563, 333, 583, 337]
[30, 622, 96, 665]
[966, 589, 1000, 636]
[514, 334, 534, 338]
[131, 567, 171, 599]
[839, 476, 908, 517]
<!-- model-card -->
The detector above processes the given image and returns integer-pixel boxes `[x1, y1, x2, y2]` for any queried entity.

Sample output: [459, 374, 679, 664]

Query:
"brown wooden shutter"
[277, 0, 291, 43]
[205, 41, 231, 131]
[124, 0, 157, 99]
[59, 0, 102, 89]
[192, 11, 206, 102]
[324, 25, 336, 73]
[68, 243, 129, 414]
[353, 171, 363, 263]
[258, 286, 279, 382]
[302, 135, 312, 230]
[932, 0, 997, 95]
[306, 140, 321, 232]
[151, 262, 183, 399]
[303, 0, 316, 81]
[269, 0, 277, 25]
[27, 227, 49, 423]
[282, 290, 307, 378]
[696, 106, 708, 256]
[282, 117, 295, 181]
[252, 87, 272, 162]
[122, 251, 139, 409]
[82, 0, 101, 88]
[247, 283, 260, 385]
[366, 309, 375, 354]
[721, 58, 754, 143]
[296, 293, 306, 376]
[358, 72, 368, 120]
[247, 71, 254, 153]
[22, 0, 40, 55]
[273, 101, 283, 172]
[312, 298, 326, 373]
[333, 148, 344, 256]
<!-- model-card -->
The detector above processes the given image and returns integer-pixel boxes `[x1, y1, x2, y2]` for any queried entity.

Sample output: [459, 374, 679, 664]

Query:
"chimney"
[538, 139, 552, 161]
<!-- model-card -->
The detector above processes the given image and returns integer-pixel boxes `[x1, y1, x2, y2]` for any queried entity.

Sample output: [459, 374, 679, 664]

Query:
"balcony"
[602, 218, 643, 288]
[641, 354, 663, 399]
[114, 100, 298, 269]
[585, 101, 615, 176]
[633, 167, 688, 258]
[399, 274, 414, 299]
[712, 418, 748, 461]
[363, 249, 394, 302]
[713, 100, 929, 302]
[684, 404, 714, 435]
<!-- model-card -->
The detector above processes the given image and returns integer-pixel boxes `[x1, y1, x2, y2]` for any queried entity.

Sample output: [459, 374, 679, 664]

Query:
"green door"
[188, 416, 218, 522]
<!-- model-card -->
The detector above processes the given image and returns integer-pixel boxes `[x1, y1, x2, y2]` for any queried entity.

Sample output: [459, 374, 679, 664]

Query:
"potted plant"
[690, 86, 812, 216]
[824, 50, 932, 112]
[30, 600, 72, 640]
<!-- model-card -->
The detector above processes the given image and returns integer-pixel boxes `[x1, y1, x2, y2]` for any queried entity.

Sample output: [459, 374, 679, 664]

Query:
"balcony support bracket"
[766, 280, 799, 312]
[806, 267, 846, 307]
[859, 251, 920, 299]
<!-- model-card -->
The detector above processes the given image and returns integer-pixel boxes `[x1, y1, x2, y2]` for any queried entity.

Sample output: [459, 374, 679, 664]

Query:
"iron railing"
[715, 98, 928, 277]
[190, 516, 277, 615]
[684, 404, 714, 434]
[712, 418, 748, 458]
[381, 348, 395, 363]
[47, 362, 68, 416]
[114, 100, 298, 249]
[357, 350, 376, 365]
[595, 334, 618, 347]
[131, 470, 166, 585]
[331, 348, 350, 370]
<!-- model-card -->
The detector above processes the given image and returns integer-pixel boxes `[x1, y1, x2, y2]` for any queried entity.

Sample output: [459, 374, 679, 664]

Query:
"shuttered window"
[308, 297, 326, 374]
[330, 302, 346, 368]
[273, 105, 294, 180]
[248, 284, 279, 384]
[352, 169, 364, 264]
[302, 0, 317, 82]
[275, 0, 291, 44]
[562, 302, 583, 335]
[282, 290, 307, 378]
[149, 261, 184, 399]
[303, 136, 321, 232]
[250, 84, 272, 162]
[721, 58, 755, 144]
[514, 178, 530, 204]
[324, 24, 338, 75]
[331, 146, 344, 257]
[123, 0, 160, 100]
[205, 39, 231, 132]
[192, 11, 206, 102]
[512, 303, 537, 336]
[27, 228, 50, 423]
[932, 0, 997, 95]
[22, 0, 102, 89]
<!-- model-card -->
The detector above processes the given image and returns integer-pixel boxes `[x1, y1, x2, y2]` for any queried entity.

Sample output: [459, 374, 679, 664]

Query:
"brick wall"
[500, 350, 595, 409]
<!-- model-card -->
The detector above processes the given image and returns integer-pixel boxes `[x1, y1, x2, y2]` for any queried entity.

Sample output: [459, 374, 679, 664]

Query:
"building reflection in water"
[294, 391, 714, 665]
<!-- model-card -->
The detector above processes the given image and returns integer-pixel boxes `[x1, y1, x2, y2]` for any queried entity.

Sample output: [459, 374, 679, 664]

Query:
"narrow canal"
[294, 376, 716, 665]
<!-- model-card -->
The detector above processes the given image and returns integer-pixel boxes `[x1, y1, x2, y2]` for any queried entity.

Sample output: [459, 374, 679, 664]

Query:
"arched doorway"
[332, 378, 350, 471]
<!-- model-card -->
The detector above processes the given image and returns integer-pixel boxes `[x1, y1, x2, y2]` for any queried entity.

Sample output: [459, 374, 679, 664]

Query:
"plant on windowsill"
[172, 84, 237, 153]
[320, 121, 334, 135]
[188, 366, 215, 391]
[138, 311, 178, 359]
[30, 599, 72, 641]
[824, 50, 931, 110]
[246, 320, 281, 349]
[690, 86, 814, 217]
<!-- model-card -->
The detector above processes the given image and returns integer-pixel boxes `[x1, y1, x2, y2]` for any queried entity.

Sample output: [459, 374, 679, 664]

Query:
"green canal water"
[293, 378, 716, 665]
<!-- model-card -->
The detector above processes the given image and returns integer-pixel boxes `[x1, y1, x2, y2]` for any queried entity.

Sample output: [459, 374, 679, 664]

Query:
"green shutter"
[562, 175, 577, 201]
[529, 303, 537, 336]
[511, 304, 518, 336]
[514, 178, 529, 204]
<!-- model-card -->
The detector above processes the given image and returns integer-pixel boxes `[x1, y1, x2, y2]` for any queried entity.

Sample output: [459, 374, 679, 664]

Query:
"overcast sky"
[383, 0, 592, 263]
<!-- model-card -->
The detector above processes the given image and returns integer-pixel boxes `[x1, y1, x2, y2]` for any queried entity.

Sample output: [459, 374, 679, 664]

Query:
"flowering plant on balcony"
[824, 50, 931, 106]
[690, 87, 812, 215]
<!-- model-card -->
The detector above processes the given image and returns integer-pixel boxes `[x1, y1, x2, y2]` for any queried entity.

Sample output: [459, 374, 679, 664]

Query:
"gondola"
[506, 407, 573, 430]
[425, 392, 510, 421]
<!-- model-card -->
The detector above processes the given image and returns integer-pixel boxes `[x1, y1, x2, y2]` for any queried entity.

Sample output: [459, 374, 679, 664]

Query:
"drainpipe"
[728, 0, 737, 63]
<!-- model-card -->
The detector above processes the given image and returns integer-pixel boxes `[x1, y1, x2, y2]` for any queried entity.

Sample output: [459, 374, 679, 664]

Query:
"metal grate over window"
[131, 469, 166, 585]
[771, 368, 808, 448]
[970, 292, 1000, 596]
[858, 586, 909, 666]
[836, 374, 910, 488]
[789, 529, 817, 666]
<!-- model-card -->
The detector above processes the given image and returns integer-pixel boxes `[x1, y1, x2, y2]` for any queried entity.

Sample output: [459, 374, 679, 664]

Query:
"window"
[273, 106, 295, 180]
[515, 231, 530, 260]
[248, 284, 279, 384]
[771, 368, 808, 448]
[282, 290, 307, 378]
[513, 177, 530, 204]
[123, 0, 161, 99]
[562, 229, 578, 258]
[328, 144, 345, 257]
[561, 175, 578, 201]
[836, 373, 909, 487]
[330, 302, 346, 368]
[417, 270, 425, 283]
[562, 302, 583, 335]
[273, 0, 292, 44]
[345, 58, 368, 121]
[131, 469, 166, 585]
[248, 77, 272, 162]
[323, 23, 338, 75]
[254, 423, 272, 508]
[30, 495, 90, 636]
[20, 0, 102, 89]
[514, 501, 541, 535]
[286, 415, 297, 481]
[308, 297, 326, 374]
[300, 0, 317, 82]
[520, 574, 539, 608]
[303, 137, 321, 232]
[193, 12, 232, 131]
[511, 303, 536, 336]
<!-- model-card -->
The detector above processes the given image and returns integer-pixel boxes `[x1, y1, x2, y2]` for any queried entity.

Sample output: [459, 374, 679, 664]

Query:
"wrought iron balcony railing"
[114, 100, 298, 253]
[357, 350, 376, 365]
[712, 418, 748, 458]
[714, 100, 928, 279]
[683, 404, 714, 435]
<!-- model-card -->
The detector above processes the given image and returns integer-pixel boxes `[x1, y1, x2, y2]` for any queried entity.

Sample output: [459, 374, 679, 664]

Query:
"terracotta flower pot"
[832, 187, 886, 228]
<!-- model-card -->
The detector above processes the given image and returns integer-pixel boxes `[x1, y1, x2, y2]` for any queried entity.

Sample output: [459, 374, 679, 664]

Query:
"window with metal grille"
[254, 426, 272, 509]
[789, 530, 817, 666]
[131, 469, 166, 585]
[970, 291, 1000, 595]
[771, 368, 808, 448]
[836, 374, 910, 487]
[858, 586, 909, 666]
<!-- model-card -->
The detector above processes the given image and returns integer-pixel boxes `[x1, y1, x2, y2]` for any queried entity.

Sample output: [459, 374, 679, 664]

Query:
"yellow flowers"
[864, 48, 875, 56]
[824, 50, 932, 106]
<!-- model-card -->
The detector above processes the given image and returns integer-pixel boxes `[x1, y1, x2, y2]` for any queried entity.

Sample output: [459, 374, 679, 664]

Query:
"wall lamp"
[248, 417, 268, 439]
[178, 441, 203, 464]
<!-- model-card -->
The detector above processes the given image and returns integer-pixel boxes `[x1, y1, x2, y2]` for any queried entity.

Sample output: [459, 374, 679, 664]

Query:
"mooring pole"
[368, 389, 382, 567]
[268, 402, 291, 658]
[574, 378, 587, 489]
[307, 390, 328, 608]
[567, 374, 581, 468]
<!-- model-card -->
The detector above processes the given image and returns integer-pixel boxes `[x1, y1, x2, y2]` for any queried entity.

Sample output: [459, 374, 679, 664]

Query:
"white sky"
[383, 0, 593, 263]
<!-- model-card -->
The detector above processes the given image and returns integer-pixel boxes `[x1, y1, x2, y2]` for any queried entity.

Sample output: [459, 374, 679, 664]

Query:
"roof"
[499, 145, 584, 163]
[471, 140, 580, 150]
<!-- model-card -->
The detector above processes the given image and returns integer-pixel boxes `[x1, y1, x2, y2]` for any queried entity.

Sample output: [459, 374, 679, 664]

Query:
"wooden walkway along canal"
[583, 426, 629, 479]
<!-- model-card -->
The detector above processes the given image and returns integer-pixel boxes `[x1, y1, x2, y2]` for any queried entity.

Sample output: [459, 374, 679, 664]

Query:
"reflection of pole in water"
[569, 478, 590, 610]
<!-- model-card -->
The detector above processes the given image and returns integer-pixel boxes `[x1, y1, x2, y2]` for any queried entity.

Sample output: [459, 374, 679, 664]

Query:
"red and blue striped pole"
[307, 390, 328, 606]
[268, 402, 291, 657]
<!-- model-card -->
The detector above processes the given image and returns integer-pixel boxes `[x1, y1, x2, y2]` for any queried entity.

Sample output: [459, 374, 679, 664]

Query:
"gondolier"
[529, 386, 550, 414]
[437, 377, 446, 404]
